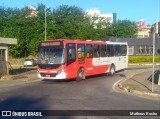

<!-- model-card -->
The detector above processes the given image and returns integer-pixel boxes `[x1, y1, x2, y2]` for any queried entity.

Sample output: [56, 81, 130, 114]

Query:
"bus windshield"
[38, 47, 65, 65]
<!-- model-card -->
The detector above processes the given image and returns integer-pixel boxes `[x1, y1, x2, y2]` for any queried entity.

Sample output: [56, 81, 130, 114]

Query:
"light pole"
[45, 0, 47, 41]
[152, 26, 155, 93]
[152, 18, 159, 92]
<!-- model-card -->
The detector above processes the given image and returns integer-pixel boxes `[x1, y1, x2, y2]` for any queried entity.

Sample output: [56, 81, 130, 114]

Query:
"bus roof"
[40, 39, 127, 45]
[40, 39, 106, 45]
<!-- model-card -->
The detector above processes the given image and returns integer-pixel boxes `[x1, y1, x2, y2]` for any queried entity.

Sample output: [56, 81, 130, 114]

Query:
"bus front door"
[66, 43, 77, 79]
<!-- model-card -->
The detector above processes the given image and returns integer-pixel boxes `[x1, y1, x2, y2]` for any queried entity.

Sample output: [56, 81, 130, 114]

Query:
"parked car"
[24, 58, 36, 66]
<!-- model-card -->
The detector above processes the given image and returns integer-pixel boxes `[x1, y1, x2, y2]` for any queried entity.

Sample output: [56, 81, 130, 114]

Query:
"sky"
[0, 0, 160, 24]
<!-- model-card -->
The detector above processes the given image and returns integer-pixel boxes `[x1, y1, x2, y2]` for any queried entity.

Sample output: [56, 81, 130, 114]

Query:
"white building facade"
[86, 8, 117, 28]
[136, 19, 152, 38]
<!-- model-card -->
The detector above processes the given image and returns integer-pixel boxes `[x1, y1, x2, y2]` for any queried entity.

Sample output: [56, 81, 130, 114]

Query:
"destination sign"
[41, 42, 61, 46]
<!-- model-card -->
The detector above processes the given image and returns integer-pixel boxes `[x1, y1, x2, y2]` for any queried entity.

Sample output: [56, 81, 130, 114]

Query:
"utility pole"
[152, 18, 158, 92]
[152, 28, 155, 93]
[45, 0, 47, 41]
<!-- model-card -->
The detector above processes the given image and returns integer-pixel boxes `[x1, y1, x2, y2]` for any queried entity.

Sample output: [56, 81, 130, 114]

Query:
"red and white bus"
[37, 39, 128, 80]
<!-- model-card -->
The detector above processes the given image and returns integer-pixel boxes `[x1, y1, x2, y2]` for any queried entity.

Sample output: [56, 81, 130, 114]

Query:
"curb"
[118, 80, 160, 98]
[128, 63, 160, 66]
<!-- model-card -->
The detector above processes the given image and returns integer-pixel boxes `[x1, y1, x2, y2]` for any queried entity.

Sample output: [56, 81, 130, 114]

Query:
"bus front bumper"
[37, 71, 67, 80]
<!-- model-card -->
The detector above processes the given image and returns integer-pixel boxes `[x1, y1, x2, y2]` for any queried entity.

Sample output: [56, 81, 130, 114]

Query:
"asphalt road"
[0, 67, 160, 119]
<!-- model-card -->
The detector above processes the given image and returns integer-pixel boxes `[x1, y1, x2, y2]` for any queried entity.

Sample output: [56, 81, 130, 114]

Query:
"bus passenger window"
[100, 45, 107, 57]
[107, 45, 114, 57]
[121, 45, 127, 56]
[77, 44, 85, 58]
[85, 44, 93, 58]
[114, 45, 121, 56]
[105, 50, 108, 56]
[93, 45, 100, 58]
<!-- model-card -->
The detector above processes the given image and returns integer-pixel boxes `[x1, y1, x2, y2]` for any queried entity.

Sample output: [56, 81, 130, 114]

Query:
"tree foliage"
[0, 4, 138, 57]
[106, 20, 138, 38]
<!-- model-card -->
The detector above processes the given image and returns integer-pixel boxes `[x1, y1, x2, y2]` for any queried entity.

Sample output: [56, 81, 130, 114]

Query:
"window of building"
[128, 46, 134, 55]
[136, 46, 143, 55]
[136, 46, 153, 55]
[0, 49, 5, 61]
[149, 46, 153, 55]
[144, 35, 149, 38]
[144, 46, 148, 54]
[138, 35, 143, 38]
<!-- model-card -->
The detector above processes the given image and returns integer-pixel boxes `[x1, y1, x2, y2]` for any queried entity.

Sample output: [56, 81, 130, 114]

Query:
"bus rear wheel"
[108, 64, 115, 76]
[76, 68, 85, 81]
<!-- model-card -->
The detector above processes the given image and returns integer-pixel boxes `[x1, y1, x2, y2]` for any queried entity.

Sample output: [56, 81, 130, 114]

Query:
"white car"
[24, 58, 36, 66]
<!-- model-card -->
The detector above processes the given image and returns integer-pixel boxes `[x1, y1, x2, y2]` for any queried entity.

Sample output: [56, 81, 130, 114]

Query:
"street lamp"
[152, 18, 159, 92]
[45, 0, 47, 41]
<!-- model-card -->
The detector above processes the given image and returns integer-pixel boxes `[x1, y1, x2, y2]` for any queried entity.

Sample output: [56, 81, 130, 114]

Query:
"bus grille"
[40, 73, 57, 77]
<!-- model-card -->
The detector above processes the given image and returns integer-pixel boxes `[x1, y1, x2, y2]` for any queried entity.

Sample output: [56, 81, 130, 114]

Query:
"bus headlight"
[57, 69, 64, 74]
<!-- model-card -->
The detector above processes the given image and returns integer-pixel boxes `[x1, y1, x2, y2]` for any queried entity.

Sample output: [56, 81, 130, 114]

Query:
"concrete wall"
[0, 61, 7, 75]
[0, 38, 17, 74]
[0, 37, 17, 45]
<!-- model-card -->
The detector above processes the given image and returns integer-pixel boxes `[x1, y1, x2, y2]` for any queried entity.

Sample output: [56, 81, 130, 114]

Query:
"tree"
[106, 20, 138, 38]
[52, 5, 87, 39]
[0, 5, 139, 57]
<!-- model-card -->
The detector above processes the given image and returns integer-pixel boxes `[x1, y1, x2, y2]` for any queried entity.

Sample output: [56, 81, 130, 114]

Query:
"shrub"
[129, 55, 160, 63]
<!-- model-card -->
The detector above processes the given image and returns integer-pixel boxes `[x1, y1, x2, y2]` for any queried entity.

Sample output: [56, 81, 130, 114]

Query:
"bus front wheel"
[76, 68, 85, 81]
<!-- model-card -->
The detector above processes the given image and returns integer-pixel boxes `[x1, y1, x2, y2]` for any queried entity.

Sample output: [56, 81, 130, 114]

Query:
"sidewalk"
[118, 70, 160, 99]
[0, 69, 40, 91]
[0, 70, 39, 83]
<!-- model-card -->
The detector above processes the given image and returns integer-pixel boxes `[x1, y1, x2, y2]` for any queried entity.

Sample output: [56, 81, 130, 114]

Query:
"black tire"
[76, 68, 85, 81]
[108, 64, 115, 76]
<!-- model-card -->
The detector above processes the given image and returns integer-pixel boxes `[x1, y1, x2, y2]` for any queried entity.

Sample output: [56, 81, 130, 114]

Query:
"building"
[0, 38, 17, 75]
[26, 6, 38, 18]
[136, 19, 152, 38]
[104, 37, 160, 55]
[86, 8, 117, 28]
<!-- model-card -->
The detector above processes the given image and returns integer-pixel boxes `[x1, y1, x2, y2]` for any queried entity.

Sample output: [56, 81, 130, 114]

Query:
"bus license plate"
[46, 75, 50, 77]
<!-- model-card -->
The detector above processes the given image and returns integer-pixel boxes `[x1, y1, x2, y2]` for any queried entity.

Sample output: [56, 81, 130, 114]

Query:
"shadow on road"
[0, 96, 73, 119]
[0, 96, 45, 110]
